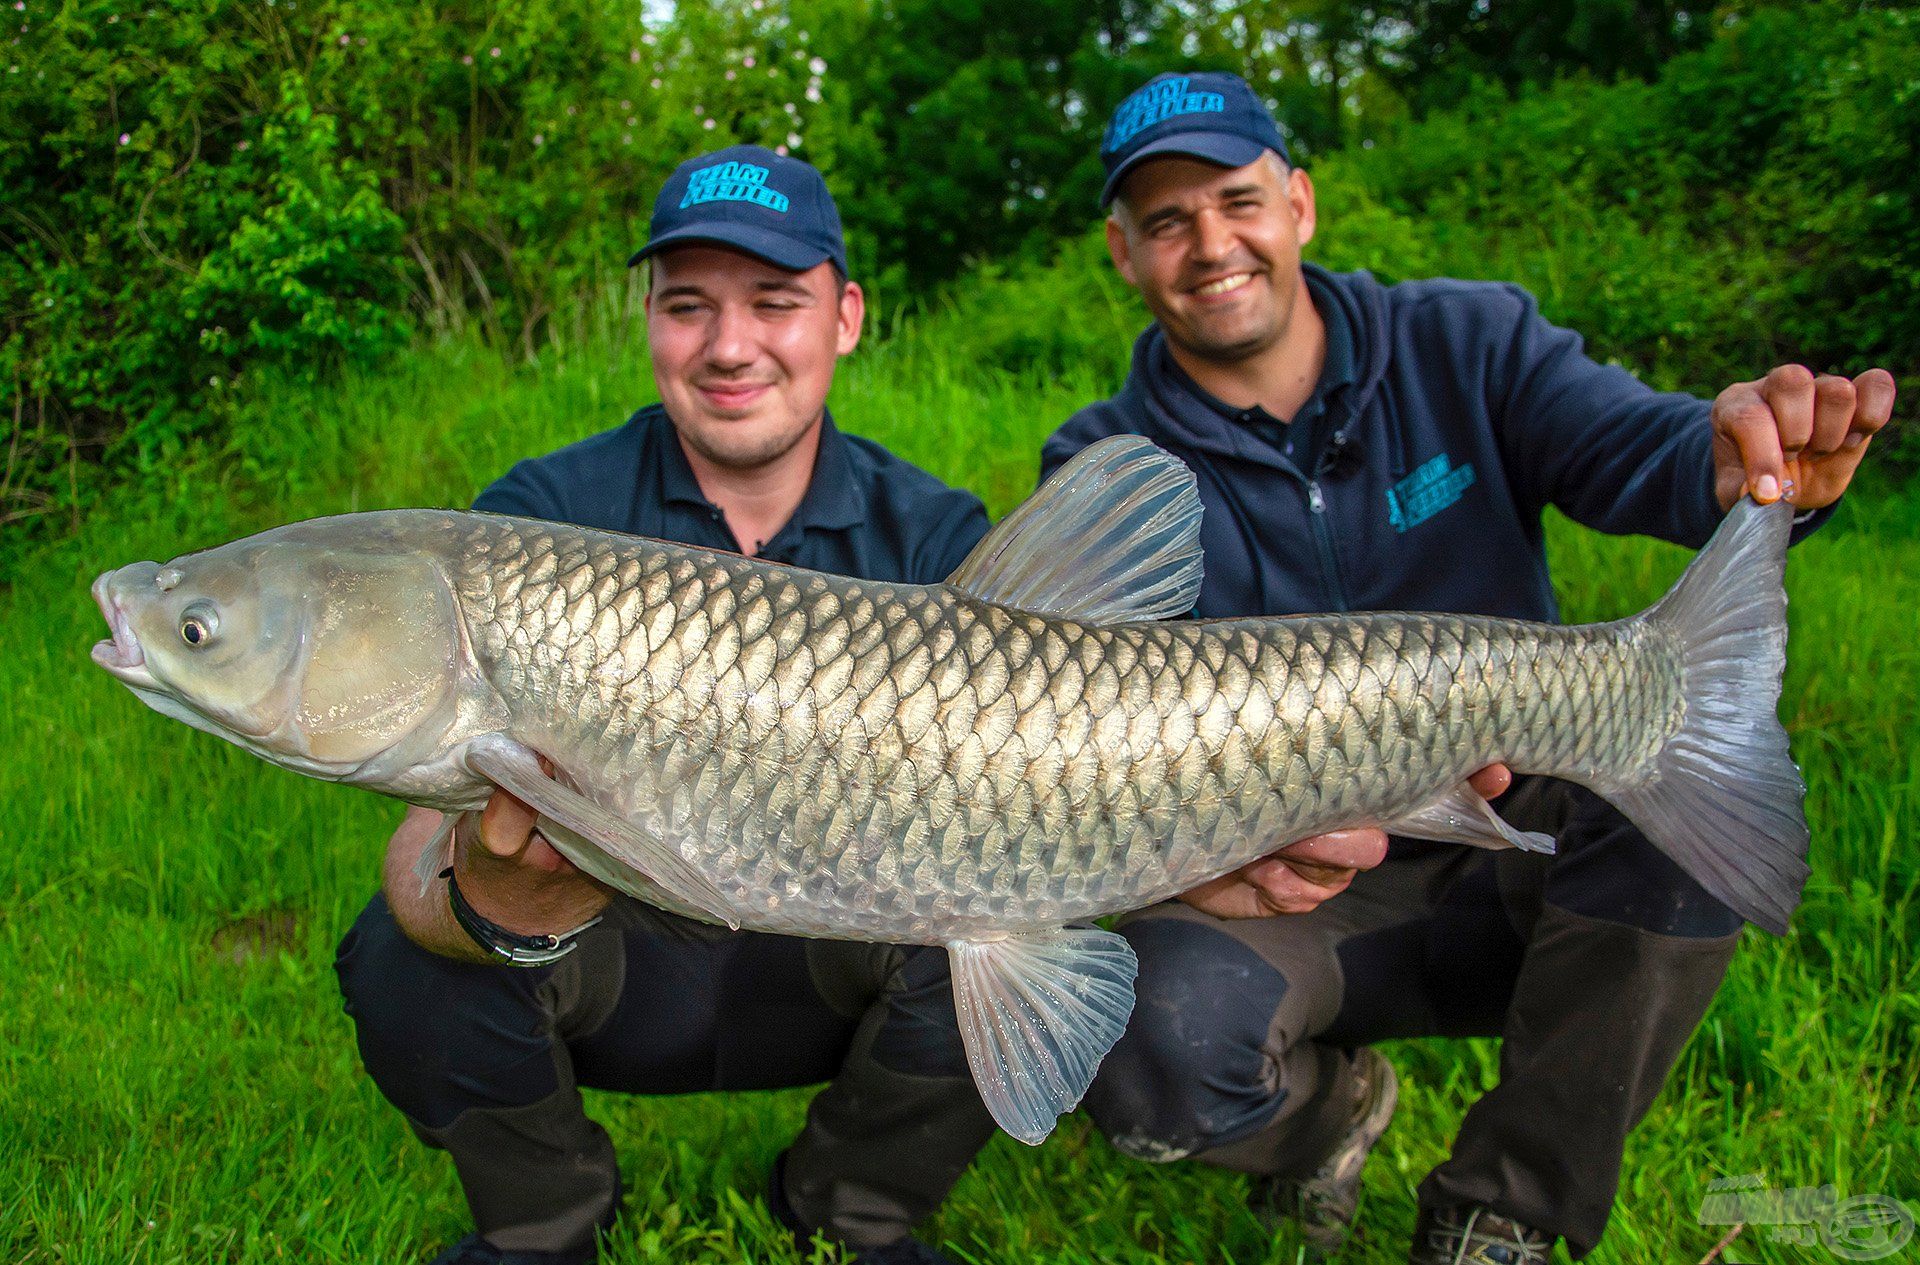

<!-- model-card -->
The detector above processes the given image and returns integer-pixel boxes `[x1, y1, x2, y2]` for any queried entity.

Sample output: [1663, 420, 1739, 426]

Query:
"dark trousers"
[1079, 777, 1744, 1258]
[334, 897, 995, 1254]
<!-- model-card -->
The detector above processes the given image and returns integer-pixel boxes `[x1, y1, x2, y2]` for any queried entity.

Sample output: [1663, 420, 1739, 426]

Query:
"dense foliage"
[2, 0, 1915, 537]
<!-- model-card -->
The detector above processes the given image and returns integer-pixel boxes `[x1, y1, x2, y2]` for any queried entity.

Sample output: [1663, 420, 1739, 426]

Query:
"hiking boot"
[766, 1150, 959, 1264]
[1408, 1206, 1555, 1265]
[1255, 1046, 1399, 1258]
[426, 1233, 597, 1265]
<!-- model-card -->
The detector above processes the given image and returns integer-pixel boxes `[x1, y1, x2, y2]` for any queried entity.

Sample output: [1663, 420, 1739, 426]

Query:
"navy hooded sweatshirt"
[1043, 264, 1822, 623]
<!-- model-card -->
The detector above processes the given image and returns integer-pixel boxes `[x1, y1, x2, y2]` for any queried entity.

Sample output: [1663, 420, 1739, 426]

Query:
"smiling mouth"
[1192, 273, 1255, 298]
[697, 382, 773, 408]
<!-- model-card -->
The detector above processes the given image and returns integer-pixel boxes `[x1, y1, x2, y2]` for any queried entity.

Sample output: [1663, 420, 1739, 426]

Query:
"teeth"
[1196, 273, 1252, 297]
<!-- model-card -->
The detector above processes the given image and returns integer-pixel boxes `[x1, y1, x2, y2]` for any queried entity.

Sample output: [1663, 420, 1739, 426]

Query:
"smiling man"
[334, 146, 993, 1265]
[1045, 71, 1894, 1265]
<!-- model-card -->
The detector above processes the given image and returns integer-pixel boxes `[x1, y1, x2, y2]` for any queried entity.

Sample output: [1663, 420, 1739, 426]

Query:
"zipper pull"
[1308, 481, 1326, 514]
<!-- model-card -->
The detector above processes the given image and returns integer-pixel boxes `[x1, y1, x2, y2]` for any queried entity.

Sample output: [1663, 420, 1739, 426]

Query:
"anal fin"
[1383, 783, 1555, 854]
[947, 926, 1139, 1145]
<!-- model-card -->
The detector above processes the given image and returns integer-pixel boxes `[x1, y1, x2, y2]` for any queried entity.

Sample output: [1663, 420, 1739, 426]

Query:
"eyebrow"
[1136, 182, 1269, 231]
[654, 278, 817, 302]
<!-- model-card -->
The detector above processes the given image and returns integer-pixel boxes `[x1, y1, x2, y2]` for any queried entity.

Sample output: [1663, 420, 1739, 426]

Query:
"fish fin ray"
[411, 809, 466, 898]
[463, 735, 739, 929]
[947, 926, 1138, 1145]
[1382, 784, 1555, 853]
[946, 436, 1204, 624]
[1615, 497, 1810, 935]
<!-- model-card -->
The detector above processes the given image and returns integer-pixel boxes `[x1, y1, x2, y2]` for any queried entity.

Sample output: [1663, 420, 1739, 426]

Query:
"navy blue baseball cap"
[1099, 72, 1292, 207]
[629, 144, 848, 275]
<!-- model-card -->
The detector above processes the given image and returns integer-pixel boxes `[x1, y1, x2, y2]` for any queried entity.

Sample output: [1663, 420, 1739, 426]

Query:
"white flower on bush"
[808, 56, 826, 74]
[702, 118, 716, 130]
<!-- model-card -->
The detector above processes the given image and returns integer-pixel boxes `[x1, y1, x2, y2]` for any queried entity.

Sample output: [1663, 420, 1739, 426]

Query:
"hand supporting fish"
[91, 437, 1810, 1145]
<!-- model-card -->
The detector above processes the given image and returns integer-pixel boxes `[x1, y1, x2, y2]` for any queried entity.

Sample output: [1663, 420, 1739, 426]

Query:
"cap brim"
[1099, 133, 1271, 207]
[628, 223, 832, 272]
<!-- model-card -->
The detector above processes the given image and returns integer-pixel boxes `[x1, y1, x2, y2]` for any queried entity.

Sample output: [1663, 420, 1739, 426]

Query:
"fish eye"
[180, 604, 218, 648]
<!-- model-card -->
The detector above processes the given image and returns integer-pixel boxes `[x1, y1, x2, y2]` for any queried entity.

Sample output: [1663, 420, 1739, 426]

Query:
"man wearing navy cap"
[1048, 72, 1894, 1263]
[335, 145, 990, 1265]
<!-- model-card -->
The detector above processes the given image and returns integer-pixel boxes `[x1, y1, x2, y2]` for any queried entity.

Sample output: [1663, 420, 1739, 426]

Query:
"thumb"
[476, 785, 540, 859]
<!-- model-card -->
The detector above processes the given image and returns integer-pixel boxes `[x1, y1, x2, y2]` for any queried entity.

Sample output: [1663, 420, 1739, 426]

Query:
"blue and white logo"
[1387, 453, 1476, 532]
[1104, 76, 1227, 150]
[680, 161, 790, 213]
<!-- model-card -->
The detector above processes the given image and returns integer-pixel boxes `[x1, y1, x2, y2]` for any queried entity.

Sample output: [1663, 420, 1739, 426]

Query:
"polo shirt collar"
[1154, 273, 1357, 426]
[657, 409, 868, 534]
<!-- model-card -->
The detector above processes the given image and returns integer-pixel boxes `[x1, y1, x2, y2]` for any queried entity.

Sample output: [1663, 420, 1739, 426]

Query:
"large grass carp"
[90, 437, 1809, 1143]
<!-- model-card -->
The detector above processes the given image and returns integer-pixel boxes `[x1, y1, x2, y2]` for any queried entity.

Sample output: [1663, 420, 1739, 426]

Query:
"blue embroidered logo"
[1387, 454, 1476, 532]
[680, 161, 789, 213]
[1104, 77, 1228, 150]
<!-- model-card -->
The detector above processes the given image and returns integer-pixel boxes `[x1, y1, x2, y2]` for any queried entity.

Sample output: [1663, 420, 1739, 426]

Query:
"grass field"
[3, 280, 1915, 1264]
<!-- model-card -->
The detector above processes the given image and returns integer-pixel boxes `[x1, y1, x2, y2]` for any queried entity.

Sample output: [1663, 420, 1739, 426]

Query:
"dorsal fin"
[946, 436, 1204, 624]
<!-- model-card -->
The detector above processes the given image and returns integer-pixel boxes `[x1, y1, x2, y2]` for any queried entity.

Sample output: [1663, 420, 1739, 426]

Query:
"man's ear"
[1105, 215, 1139, 288]
[1289, 167, 1317, 248]
[836, 279, 866, 355]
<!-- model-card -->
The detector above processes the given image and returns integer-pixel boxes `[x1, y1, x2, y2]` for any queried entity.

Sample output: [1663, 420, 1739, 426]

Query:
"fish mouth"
[91, 568, 158, 688]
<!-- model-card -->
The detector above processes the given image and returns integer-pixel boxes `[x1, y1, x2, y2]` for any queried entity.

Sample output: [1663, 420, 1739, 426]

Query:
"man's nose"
[1190, 208, 1234, 264]
[705, 304, 756, 369]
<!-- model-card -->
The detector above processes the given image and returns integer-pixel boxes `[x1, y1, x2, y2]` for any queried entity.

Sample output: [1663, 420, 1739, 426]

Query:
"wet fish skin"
[440, 513, 1680, 942]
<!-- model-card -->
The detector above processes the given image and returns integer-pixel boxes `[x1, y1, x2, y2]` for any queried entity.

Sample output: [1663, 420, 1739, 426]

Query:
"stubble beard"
[675, 408, 822, 473]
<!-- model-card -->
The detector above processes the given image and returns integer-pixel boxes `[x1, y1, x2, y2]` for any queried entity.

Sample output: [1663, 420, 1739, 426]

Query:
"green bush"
[1329, 3, 1920, 462]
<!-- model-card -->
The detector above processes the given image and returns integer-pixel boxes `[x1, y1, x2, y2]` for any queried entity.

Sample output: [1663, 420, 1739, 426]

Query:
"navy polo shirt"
[473, 404, 991, 586]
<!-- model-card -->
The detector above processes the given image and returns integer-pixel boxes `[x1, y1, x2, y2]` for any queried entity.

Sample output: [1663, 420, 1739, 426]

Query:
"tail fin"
[1612, 498, 1811, 934]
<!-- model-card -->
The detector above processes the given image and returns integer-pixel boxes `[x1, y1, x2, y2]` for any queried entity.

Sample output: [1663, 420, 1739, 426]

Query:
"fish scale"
[449, 514, 1673, 943]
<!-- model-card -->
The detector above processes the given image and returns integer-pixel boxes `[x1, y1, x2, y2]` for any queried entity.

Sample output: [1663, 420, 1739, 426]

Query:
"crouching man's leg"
[333, 892, 628, 1258]
[1415, 778, 1744, 1261]
[780, 942, 1000, 1255]
[1084, 842, 1527, 1255]
[1081, 907, 1361, 1173]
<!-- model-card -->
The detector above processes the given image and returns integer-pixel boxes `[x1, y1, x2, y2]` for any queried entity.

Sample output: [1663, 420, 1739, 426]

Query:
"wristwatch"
[440, 866, 603, 966]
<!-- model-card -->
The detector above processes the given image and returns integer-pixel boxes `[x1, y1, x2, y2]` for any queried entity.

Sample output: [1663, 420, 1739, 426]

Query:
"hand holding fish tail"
[1711, 365, 1895, 510]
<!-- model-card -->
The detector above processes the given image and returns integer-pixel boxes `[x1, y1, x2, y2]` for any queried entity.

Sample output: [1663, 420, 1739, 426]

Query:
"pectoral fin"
[947, 926, 1139, 1145]
[411, 809, 466, 898]
[1384, 783, 1555, 853]
[464, 735, 738, 928]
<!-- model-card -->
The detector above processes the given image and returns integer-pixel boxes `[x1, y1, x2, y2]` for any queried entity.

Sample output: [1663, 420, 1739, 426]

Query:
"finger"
[1849, 368, 1896, 448]
[1467, 763, 1512, 799]
[523, 832, 579, 875]
[1761, 364, 1817, 460]
[1807, 374, 1856, 456]
[1247, 859, 1351, 914]
[477, 784, 540, 859]
[1277, 828, 1388, 872]
[1715, 389, 1789, 503]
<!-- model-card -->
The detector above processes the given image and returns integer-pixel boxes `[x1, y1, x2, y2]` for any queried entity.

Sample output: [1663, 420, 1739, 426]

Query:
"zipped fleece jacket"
[1042, 264, 1823, 622]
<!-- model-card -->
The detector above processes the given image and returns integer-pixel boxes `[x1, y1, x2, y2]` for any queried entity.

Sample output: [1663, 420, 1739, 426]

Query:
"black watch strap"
[440, 866, 602, 966]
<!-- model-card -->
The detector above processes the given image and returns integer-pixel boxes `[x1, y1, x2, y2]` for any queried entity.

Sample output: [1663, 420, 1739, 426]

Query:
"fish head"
[92, 529, 464, 778]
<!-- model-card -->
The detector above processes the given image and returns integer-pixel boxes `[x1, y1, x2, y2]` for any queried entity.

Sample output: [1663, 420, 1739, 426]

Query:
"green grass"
[2, 281, 1915, 1264]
